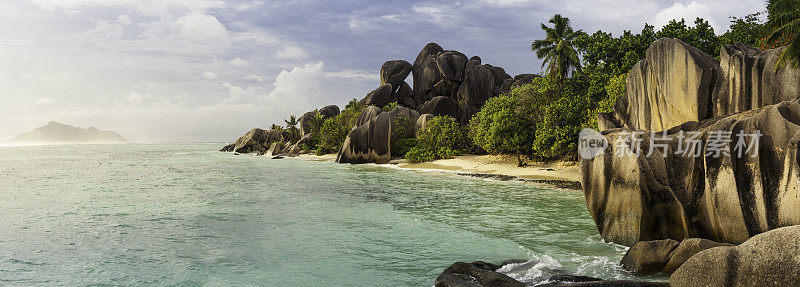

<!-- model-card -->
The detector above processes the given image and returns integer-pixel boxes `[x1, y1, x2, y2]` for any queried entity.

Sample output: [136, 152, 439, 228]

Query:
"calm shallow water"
[0, 143, 639, 286]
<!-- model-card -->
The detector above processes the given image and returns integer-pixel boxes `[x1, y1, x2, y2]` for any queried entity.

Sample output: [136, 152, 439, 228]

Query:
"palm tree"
[531, 14, 584, 80]
[270, 124, 283, 131]
[284, 115, 299, 140]
[766, 0, 800, 69]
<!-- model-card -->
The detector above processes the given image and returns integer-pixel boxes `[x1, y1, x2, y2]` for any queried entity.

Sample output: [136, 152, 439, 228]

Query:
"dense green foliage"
[382, 102, 398, 112]
[767, 0, 800, 68]
[405, 116, 469, 163]
[284, 115, 299, 142]
[469, 93, 537, 156]
[318, 99, 364, 154]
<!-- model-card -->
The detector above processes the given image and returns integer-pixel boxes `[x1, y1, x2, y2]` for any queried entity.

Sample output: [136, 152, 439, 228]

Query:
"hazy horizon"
[2, 0, 764, 142]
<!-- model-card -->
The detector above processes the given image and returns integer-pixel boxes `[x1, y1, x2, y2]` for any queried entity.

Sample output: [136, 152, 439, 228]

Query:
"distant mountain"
[11, 121, 129, 143]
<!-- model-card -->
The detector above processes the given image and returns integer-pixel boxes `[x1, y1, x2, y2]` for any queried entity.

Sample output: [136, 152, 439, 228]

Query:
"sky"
[0, 0, 766, 142]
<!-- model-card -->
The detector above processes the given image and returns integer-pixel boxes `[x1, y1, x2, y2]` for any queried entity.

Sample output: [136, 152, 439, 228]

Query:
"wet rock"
[620, 239, 679, 275]
[435, 261, 524, 287]
[233, 128, 284, 154]
[219, 143, 235, 152]
[671, 225, 800, 287]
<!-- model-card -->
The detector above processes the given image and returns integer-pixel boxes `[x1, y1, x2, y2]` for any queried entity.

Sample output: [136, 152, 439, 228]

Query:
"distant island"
[11, 121, 129, 143]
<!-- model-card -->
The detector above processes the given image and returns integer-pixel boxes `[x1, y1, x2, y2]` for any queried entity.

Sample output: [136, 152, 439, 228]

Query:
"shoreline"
[298, 154, 582, 190]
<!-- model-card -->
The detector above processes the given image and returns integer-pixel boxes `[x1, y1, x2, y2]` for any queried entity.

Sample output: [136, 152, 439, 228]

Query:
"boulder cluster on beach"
[221, 43, 538, 164]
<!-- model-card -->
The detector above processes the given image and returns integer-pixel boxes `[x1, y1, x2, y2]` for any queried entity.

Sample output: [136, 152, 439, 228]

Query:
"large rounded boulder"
[380, 60, 412, 91]
[412, 43, 445, 105]
[457, 65, 495, 109]
[359, 84, 395, 108]
[319, 105, 340, 119]
[671, 225, 800, 287]
[435, 50, 468, 82]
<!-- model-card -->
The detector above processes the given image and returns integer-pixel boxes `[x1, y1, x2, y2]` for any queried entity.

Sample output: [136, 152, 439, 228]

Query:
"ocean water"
[0, 143, 644, 286]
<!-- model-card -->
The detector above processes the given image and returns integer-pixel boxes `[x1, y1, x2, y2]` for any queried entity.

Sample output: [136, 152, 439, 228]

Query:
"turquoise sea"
[0, 143, 638, 286]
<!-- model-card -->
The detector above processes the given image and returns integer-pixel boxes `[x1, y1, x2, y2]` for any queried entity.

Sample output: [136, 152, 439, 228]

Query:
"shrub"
[403, 116, 468, 163]
[317, 99, 364, 154]
[469, 93, 537, 156]
[383, 101, 398, 112]
[391, 138, 417, 158]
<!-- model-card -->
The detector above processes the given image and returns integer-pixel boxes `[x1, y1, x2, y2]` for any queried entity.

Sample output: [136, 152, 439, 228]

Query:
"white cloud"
[202, 71, 217, 79]
[653, 1, 721, 32]
[36, 97, 53, 104]
[175, 13, 228, 40]
[274, 45, 309, 60]
[228, 57, 249, 68]
[116, 14, 132, 26]
[324, 70, 378, 79]
[265, 62, 325, 111]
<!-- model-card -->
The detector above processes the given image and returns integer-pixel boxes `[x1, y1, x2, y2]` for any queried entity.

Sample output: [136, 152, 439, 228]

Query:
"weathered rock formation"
[336, 106, 419, 164]
[713, 44, 800, 116]
[360, 84, 396, 109]
[380, 60, 412, 90]
[419, 96, 461, 120]
[223, 43, 514, 163]
[612, 38, 720, 131]
[620, 238, 730, 275]
[670, 225, 800, 287]
[584, 38, 800, 246]
[232, 128, 287, 154]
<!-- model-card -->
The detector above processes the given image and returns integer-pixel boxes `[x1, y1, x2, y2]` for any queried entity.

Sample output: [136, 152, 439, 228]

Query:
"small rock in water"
[435, 261, 524, 287]
[271, 155, 284, 159]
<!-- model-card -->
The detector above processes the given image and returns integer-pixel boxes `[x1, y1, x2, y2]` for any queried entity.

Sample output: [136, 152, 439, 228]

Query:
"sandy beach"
[298, 153, 581, 189]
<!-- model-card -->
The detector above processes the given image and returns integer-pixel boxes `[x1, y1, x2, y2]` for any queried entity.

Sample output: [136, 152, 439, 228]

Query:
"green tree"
[284, 115, 300, 141]
[766, 0, 800, 68]
[307, 110, 326, 148]
[318, 100, 364, 154]
[270, 124, 283, 131]
[656, 18, 721, 57]
[469, 92, 537, 165]
[532, 14, 585, 80]
[721, 13, 766, 47]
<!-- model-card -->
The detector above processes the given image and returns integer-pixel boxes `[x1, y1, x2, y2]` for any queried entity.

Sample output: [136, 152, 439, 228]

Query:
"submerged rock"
[435, 261, 524, 287]
[671, 225, 800, 287]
